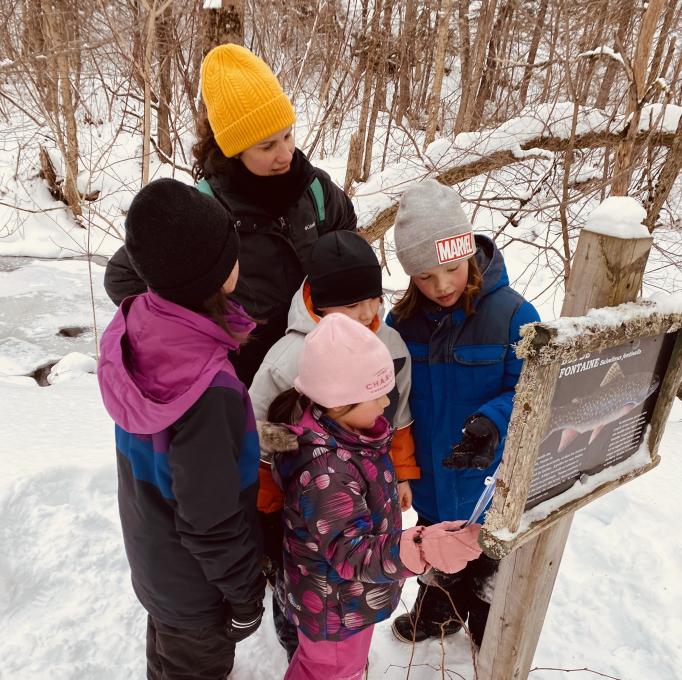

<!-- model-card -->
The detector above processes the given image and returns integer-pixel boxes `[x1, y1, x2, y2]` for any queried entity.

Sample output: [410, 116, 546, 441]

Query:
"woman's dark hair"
[268, 388, 310, 425]
[192, 110, 232, 181]
[392, 255, 483, 321]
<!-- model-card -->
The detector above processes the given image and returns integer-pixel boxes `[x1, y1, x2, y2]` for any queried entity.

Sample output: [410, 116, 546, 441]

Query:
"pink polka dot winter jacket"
[272, 406, 417, 641]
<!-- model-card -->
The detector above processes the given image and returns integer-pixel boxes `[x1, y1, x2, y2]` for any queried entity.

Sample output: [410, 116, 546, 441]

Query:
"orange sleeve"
[257, 462, 285, 513]
[389, 425, 420, 481]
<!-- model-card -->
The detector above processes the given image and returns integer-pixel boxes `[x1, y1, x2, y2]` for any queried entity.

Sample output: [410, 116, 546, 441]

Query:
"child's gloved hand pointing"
[419, 521, 482, 573]
[443, 415, 499, 470]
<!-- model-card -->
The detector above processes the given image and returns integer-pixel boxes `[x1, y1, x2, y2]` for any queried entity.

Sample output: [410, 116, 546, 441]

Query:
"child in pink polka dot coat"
[270, 314, 482, 680]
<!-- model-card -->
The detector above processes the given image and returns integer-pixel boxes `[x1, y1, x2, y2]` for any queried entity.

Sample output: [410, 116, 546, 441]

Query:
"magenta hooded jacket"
[98, 292, 263, 628]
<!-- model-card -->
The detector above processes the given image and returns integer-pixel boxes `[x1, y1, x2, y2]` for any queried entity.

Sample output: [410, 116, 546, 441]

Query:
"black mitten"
[443, 415, 499, 470]
[226, 599, 264, 643]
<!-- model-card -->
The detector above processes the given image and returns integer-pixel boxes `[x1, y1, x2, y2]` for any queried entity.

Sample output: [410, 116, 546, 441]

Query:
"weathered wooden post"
[476, 199, 675, 679]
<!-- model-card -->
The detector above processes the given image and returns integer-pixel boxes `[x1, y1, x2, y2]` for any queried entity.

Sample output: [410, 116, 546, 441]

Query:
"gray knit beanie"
[394, 180, 475, 276]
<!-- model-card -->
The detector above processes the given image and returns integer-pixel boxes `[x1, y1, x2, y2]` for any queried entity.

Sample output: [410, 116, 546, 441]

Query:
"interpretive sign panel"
[525, 332, 675, 509]
[479, 302, 682, 559]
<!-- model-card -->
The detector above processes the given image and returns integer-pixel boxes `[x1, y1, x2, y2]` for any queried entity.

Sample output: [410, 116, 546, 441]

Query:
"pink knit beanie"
[294, 313, 395, 409]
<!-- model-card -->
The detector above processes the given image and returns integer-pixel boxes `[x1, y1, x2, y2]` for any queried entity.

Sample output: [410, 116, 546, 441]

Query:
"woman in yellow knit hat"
[104, 44, 357, 387]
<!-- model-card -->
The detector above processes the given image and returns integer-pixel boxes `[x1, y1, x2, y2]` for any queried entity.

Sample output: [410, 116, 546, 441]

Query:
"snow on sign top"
[583, 196, 649, 239]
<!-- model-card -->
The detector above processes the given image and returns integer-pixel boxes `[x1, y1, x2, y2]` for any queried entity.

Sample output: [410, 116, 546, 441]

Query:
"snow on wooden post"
[476, 197, 682, 680]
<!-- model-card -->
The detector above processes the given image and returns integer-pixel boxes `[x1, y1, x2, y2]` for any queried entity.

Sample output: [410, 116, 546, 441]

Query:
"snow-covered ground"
[1, 257, 681, 679]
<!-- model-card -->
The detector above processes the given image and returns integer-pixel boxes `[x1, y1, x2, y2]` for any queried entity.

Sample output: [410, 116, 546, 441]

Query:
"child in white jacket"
[249, 230, 419, 660]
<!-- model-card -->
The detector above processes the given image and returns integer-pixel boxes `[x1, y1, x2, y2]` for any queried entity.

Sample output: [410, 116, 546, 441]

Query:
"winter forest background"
[1, 1, 682, 679]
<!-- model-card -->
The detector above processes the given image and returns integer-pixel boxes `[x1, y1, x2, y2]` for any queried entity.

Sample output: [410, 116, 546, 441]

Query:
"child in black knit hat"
[248, 229, 420, 661]
[98, 178, 264, 680]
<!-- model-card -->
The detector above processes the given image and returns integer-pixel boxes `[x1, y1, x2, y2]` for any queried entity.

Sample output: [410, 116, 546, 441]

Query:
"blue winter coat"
[386, 235, 540, 523]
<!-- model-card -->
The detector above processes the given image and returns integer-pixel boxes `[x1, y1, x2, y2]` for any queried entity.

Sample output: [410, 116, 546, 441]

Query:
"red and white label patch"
[435, 233, 474, 264]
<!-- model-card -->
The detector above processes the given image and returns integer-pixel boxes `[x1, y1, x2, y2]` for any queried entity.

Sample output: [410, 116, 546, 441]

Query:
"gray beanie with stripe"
[394, 180, 475, 276]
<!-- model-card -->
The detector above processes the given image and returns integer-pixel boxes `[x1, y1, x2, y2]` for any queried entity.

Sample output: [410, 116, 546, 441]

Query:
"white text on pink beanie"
[294, 313, 395, 409]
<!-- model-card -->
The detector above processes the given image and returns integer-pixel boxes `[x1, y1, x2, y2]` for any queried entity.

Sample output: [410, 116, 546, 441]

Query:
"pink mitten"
[419, 522, 482, 574]
[399, 526, 428, 574]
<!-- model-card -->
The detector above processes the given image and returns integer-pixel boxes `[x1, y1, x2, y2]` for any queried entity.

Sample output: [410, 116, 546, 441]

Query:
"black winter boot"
[467, 553, 500, 647]
[391, 575, 465, 643]
[466, 596, 490, 648]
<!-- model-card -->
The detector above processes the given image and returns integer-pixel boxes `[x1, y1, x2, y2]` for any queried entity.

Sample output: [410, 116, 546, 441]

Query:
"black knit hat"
[307, 231, 383, 308]
[124, 178, 239, 307]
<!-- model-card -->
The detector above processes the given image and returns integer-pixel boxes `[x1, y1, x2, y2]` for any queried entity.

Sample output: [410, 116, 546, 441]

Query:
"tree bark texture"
[202, 0, 244, 54]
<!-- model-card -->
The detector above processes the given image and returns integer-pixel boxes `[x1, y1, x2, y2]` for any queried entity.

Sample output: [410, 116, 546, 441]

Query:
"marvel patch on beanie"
[201, 43, 296, 158]
[394, 179, 475, 276]
[308, 231, 383, 308]
[294, 313, 394, 409]
[124, 178, 239, 307]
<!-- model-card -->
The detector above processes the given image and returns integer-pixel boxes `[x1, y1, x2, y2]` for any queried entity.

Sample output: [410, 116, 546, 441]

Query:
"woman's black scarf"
[213, 148, 316, 218]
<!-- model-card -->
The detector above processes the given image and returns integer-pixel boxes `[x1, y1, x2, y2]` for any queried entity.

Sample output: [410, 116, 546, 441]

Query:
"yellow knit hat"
[200, 44, 296, 158]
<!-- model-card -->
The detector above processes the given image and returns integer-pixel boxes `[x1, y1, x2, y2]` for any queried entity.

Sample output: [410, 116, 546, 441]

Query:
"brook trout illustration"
[542, 362, 659, 452]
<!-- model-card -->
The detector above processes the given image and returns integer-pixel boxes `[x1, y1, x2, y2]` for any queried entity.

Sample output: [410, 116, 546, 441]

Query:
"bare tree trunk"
[141, 1, 156, 186]
[425, 0, 454, 147]
[471, 0, 516, 127]
[396, 0, 417, 124]
[174, 1, 204, 120]
[595, 0, 635, 109]
[612, 0, 667, 195]
[519, 0, 548, 107]
[457, 0, 471, 106]
[126, 0, 150, 97]
[540, 1, 562, 101]
[558, 20, 581, 284]
[20, 0, 46, 63]
[361, 2, 394, 181]
[415, 5, 436, 115]
[347, 0, 382, 185]
[646, 0, 678, 91]
[344, 131, 362, 194]
[58, 52, 80, 216]
[202, 0, 244, 53]
[454, 0, 499, 133]
[660, 33, 678, 86]
[494, 0, 518, 112]
[578, 0, 609, 104]
[644, 109, 682, 230]
[40, 0, 81, 216]
[156, 2, 174, 160]
[23, 0, 59, 116]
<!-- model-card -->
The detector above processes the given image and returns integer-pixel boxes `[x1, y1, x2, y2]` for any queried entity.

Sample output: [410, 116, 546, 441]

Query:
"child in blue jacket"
[386, 179, 540, 647]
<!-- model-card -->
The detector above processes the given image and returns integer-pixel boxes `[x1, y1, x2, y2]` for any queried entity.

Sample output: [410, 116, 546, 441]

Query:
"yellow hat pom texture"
[200, 44, 296, 158]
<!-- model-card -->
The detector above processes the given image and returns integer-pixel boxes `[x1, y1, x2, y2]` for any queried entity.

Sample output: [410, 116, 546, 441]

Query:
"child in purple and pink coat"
[97, 179, 265, 680]
[269, 313, 482, 680]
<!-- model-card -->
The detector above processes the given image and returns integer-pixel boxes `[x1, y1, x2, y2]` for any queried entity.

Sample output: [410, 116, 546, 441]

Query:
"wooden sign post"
[476, 225, 682, 679]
